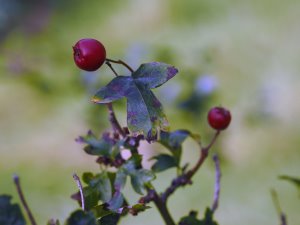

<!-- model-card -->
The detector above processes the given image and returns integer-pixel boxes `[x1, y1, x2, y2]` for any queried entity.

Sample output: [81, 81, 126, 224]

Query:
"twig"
[106, 103, 126, 137]
[13, 174, 37, 225]
[106, 58, 134, 73]
[161, 130, 221, 202]
[271, 189, 287, 225]
[151, 190, 176, 225]
[73, 173, 85, 211]
[105, 61, 119, 77]
[211, 154, 221, 213]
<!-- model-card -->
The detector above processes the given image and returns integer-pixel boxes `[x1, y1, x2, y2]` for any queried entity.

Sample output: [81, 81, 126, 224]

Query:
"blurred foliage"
[0, 0, 300, 225]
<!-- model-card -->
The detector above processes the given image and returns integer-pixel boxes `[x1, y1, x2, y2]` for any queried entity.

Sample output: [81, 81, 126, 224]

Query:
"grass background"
[0, 0, 299, 224]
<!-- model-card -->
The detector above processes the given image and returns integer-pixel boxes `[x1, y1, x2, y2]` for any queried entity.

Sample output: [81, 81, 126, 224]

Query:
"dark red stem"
[106, 58, 134, 73]
[162, 130, 221, 202]
[105, 61, 119, 76]
[151, 190, 176, 225]
[106, 103, 126, 137]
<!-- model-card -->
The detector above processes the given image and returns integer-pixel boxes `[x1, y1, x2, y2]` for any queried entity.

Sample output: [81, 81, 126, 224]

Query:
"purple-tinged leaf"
[92, 62, 178, 137]
[132, 62, 178, 88]
[92, 76, 132, 104]
[108, 191, 124, 212]
[114, 169, 127, 190]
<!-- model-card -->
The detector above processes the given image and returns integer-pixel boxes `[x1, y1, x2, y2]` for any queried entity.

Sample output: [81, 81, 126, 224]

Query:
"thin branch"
[105, 61, 118, 76]
[106, 58, 134, 73]
[73, 173, 85, 211]
[211, 154, 221, 213]
[187, 130, 220, 179]
[161, 130, 221, 202]
[271, 189, 287, 225]
[106, 103, 126, 137]
[151, 190, 176, 225]
[13, 174, 37, 225]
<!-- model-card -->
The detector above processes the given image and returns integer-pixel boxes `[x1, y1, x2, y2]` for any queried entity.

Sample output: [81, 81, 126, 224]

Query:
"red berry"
[73, 38, 106, 71]
[207, 106, 231, 130]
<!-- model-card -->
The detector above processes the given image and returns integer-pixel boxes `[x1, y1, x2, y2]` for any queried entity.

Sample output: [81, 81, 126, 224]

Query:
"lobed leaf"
[132, 62, 178, 89]
[108, 191, 124, 212]
[92, 62, 178, 138]
[89, 172, 112, 202]
[121, 155, 155, 195]
[159, 129, 192, 166]
[77, 131, 114, 157]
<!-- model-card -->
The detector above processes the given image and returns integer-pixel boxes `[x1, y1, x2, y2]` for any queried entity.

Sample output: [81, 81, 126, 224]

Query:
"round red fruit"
[73, 38, 106, 71]
[207, 106, 231, 130]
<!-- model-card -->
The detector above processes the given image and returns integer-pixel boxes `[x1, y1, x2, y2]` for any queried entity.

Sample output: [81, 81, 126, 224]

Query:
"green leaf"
[98, 213, 120, 225]
[130, 203, 151, 213]
[178, 208, 218, 225]
[132, 62, 178, 88]
[93, 62, 178, 138]
[65, 210, 97, 225]
[108, 191, 124, 212]
[0, 195, 26, 225]
[130, 169, 155, 195]
[151, 154, 177, 172]
[77, 131, 114, 156]
[160, 129, 191, 165]
[121, 156, 155, 195]
[90, 204, 114, 219]
[114, 169, 127, 190]
[82, 186, 99, 210]
[279, 175, 300, 196]
[90, 172, 112, 202]
[201, 208, 218, 225]
[82, 172, 94, 185]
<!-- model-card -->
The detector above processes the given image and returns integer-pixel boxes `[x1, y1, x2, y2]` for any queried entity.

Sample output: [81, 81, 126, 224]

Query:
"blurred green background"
[1, 0, 299, 224]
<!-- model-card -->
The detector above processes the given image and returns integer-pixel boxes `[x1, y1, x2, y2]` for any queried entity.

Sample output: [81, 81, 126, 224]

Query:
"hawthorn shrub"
[1, 38, 297, 225]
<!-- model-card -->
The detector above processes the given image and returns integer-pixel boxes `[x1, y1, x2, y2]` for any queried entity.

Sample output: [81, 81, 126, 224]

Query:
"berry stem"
[161, 130, 221, 202]
[106, 58, 134, 73]
[105, 61, 119, 77]
[187, 130, 220, 178]
[13, 174, 37, 225]
[106, 103, 126, 137]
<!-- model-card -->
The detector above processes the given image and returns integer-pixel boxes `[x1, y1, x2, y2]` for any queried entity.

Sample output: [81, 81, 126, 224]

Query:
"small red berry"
[73, 38, 106, 71]
[207, 106, 231, 130]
